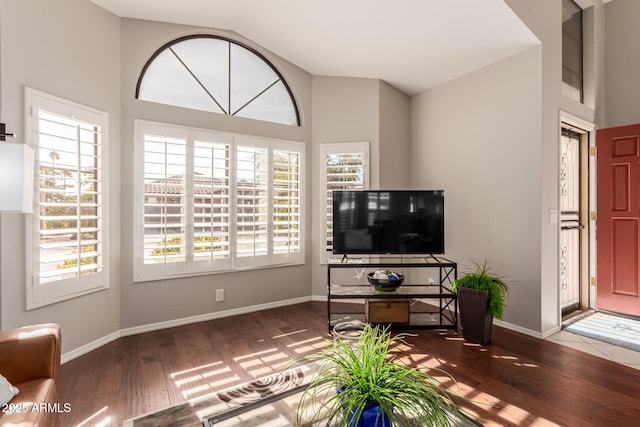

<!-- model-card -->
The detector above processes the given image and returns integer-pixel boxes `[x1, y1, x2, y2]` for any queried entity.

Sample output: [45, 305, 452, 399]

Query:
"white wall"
[410, 0, 607, 335]
[0, 0, 616, 355]
[310, 76, 381, 296]
[604, 0, 640, 127]
[379, 81, 411, 190]
[118, 19, 314, 329]
[309, 77, 412, 296]
[505, 0, 605, 334]
[411, 48, 543, 331]
[0, 0, 121, 353]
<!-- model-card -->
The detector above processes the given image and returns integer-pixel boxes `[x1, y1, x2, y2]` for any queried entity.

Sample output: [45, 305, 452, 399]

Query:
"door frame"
[558, 112, 596, 319]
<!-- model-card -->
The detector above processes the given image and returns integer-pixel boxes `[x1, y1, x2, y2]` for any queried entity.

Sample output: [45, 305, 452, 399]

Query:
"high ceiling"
[90, 0, 540, 95]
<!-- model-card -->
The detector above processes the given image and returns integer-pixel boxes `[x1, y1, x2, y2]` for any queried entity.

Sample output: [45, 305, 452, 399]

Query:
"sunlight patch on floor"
[171, 362, 242, 400]
[170, 361, 224, 377]
[454, 384, 562, 427]
[286, 336, 326, 353]
[168, 334, 326, 404]
[233, 347, 292, 374]
[272, 328, 308, 339]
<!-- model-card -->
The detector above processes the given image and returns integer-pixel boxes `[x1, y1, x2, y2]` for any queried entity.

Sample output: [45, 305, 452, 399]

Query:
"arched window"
[136, 35, 300, 126]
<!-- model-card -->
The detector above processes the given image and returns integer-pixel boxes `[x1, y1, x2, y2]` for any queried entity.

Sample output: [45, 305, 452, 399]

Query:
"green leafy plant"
[451, 261, 509, 319]
[296, 324, 461, 426]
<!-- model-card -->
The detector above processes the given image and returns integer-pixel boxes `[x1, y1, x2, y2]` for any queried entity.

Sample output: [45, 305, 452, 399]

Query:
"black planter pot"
[457, 287, 493, 344]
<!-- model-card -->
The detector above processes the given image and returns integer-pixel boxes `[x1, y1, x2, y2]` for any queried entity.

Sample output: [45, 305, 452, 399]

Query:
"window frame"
[134, 120, 305, 282]
[562, 0, 584, 103]
[135, 34, 301, 126]
[25, 87, 110, 309]
[319, 142, 369, 263]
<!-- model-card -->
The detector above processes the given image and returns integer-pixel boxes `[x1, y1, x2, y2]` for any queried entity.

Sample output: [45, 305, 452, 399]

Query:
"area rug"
[122, 365, 311, 427]
[564, 311, 640, 352]
[204, 390, 481, 427]
[124, 362, 481, 427]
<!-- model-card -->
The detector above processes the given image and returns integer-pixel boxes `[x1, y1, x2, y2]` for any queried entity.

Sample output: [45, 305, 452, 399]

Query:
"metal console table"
[327, 255, 457, 333]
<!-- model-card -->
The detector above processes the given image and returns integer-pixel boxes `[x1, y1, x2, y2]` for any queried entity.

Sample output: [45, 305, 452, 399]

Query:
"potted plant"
[451, 261, 509, 345]
[296, 323, 466, 426]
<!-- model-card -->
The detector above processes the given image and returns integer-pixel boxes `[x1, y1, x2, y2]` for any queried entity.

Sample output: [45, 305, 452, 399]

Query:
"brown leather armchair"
[0, 323, 61, 427]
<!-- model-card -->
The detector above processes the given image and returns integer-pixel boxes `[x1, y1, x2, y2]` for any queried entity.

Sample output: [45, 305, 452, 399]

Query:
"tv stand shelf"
[327, 255, 458, 332]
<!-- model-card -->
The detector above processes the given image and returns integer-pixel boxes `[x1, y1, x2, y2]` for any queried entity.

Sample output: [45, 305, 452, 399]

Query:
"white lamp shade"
[0, 143, 35, 213]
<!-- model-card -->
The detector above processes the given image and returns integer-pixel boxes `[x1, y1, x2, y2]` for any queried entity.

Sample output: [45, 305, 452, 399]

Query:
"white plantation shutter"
[134, 121, 304, 281]
[236, 144, 269, 258]
[273, 149, 301, 255]
[192, 135, 231, 262]
[320, 142, 369, 260]
[26, 88, 110, 309]
[37, 112, 104, 281]
[141, 130, 187, 265]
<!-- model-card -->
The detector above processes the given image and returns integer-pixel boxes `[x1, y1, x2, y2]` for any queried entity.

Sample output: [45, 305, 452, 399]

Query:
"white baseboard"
[61, 295, 551, 363]
[61, 295, 312, 364]
[493, 319, 545, 339]
[316, 294, 546, 339]
[61, 331, 121, 364]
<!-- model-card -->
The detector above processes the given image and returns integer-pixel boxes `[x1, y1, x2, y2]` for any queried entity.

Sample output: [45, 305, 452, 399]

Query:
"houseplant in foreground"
[296, 323, 463, 426]
[451, 261, 509, 344]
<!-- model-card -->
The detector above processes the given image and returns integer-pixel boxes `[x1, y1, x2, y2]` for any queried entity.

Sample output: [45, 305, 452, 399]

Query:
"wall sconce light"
[0, 122, 35, 213]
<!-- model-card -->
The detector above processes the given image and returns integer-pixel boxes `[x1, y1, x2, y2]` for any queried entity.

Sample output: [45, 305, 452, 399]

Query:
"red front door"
[596, 124, 640, 316]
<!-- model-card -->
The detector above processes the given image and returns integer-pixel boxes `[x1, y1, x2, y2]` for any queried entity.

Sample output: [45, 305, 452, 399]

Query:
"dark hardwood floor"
[59, 301, 640, 426]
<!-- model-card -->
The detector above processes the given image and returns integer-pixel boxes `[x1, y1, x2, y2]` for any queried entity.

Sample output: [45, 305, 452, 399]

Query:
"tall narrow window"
[26, 88, 109, 308]
[562, 0, 583, 102]
[193, 135, 231, 262]
[136, 35, 300, 126]
[141, 129, 188, 265]
[236, 144, 269, 259]
[320, 142, 369, 261]
[134, 122, 304, 282]
[273, 149, 302, 255]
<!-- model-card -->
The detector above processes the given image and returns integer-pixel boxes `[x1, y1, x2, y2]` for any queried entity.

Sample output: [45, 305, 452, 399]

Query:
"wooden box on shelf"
[365, 299, 409, 324]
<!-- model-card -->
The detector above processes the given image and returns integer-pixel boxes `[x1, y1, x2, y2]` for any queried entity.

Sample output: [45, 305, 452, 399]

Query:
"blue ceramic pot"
[346, 402, 391, 427]
[337, 386, 391, 426]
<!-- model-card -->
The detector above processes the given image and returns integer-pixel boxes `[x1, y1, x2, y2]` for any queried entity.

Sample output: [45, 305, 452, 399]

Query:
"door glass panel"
[560, 128, 581, 311]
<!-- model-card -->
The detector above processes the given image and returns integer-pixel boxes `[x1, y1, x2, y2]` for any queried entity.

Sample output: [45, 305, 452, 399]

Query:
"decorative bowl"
[367, 272, 404, 292]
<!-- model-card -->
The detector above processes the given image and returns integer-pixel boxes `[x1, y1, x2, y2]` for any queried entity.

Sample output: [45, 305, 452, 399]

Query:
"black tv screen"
[332, 190, 444, 255]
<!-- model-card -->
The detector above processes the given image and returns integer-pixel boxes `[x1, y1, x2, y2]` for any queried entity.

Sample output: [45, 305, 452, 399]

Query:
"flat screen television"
[332, 190, 444, 255]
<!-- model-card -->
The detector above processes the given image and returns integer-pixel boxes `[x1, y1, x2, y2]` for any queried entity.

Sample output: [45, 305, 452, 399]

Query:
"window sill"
[133, 259, 305, 284]
[27, 283, 109, 311]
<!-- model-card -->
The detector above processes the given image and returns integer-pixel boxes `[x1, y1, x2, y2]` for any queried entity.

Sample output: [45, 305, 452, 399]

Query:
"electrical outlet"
[427, 278, 435, 284]
[215, 289, 224, 302]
